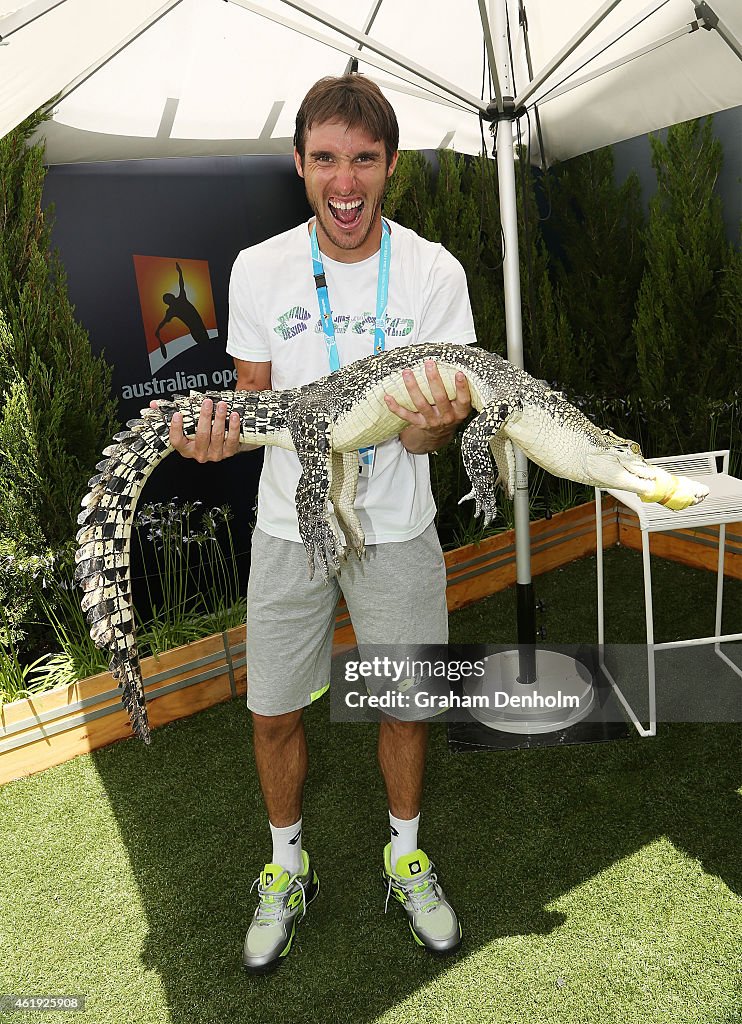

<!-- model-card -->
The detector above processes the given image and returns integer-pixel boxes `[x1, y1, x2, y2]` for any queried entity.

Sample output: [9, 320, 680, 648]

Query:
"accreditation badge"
[358, 445, 376, 478]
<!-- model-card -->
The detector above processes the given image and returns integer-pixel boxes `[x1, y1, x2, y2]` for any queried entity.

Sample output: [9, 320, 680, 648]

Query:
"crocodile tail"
[75, 403, 178, 744]
[110, 642, 150, 744]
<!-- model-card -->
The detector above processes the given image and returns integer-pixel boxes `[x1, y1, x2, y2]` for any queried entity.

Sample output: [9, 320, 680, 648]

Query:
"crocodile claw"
[459, 480, 498, 526]
[303, 518, 343, 582]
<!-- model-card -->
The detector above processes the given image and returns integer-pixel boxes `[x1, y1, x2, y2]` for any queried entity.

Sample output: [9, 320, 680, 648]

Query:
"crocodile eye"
[630, 443, 641, 455]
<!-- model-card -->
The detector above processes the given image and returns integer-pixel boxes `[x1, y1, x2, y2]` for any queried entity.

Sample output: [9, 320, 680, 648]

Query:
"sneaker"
[242, 851, 319, 974]
[382, 845, 462, 956]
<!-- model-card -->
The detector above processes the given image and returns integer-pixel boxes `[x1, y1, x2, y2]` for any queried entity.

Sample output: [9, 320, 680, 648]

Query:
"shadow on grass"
[86, 548, 740, 1022]
[91, 693, 741, 1024]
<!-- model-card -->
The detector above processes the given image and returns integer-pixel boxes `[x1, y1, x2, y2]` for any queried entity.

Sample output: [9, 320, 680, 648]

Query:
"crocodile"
[75, 342, 709, 744]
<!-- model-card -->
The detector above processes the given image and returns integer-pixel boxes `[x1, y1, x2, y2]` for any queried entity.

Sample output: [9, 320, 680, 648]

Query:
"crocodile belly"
[331, 365, 463, 452]
[332, 387, 407, 450]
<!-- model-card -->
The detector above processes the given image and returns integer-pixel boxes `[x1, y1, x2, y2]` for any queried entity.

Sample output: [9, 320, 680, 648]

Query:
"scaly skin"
[75, 342, 708, 743]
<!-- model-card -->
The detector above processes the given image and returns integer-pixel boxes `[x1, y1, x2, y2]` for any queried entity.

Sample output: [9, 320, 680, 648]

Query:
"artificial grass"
[1, 549, 740, 1024]
[449, 545, 742, 646]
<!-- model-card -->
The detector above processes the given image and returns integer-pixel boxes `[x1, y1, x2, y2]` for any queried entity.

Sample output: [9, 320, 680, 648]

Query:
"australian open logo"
[133, 256, 219, 374]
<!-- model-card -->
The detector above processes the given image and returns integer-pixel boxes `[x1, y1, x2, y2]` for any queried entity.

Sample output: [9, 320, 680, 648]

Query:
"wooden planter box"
[2, 498, 739, 785]
[0, 625, 246, 786]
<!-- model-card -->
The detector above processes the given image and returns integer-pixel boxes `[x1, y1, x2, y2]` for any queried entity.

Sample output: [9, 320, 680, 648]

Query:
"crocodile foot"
[302, 517, 343, 581]
[341, 516, 366, 561]
[459, 477, 498, 526]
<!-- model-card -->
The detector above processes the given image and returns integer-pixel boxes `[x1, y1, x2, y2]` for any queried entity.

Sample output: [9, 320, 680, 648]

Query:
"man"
[168, 75, 477, 972]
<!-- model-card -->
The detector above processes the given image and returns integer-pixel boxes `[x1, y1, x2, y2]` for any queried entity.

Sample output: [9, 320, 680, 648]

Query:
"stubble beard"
[310, 189, 384, 256]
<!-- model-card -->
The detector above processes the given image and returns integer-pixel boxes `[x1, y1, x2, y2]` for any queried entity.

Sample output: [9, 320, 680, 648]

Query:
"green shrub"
[0, 118, 119, 549]
[549, 147, 645, 395]
[385, 149, 506, 352]
[133, 500, 247, 656]
[633, 117, 738, 454]
[0, 111, 119, 648]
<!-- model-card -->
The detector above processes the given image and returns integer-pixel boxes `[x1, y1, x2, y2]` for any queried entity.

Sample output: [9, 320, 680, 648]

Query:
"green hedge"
[385, 118, 740, 545]
[0, 112, 119, 648]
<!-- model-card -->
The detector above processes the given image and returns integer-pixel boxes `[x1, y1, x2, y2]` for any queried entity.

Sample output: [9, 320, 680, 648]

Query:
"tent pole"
[695, 2, 742, 62]
[482, 2, 599, 725]
[490, 0, 536, 683]
[266, 0, 488, 112]
[39, 0, 184, 113]
[477, 0, 504, 112]
[343, 0, 384, 74]
[0, 0, 69, 40]
[231, 0, 480, 115]
[515, 0, 626, 109]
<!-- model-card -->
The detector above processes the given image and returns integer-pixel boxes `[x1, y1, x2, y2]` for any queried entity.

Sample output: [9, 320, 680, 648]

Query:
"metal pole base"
[464, 650, 595, 734]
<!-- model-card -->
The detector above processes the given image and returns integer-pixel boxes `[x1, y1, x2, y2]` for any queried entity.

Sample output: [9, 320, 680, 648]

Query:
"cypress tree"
[383, 149, 432, 237]
[384, 149, 505, 542]
[717, 241, 741, 358]
[633, 117, 734, 450]
[535, 273, 583, 391]
[385, 149, 507, 352]
[0, 112, 119, 648]
[428, 150, 506, 353]
[0, 112, 118, 552]
[507, 144, 597, 399]
[551, 147, 644, 395]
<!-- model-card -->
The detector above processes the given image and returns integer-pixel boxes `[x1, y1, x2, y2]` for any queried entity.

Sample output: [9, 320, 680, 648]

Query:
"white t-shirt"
[226, 218, 477, 544]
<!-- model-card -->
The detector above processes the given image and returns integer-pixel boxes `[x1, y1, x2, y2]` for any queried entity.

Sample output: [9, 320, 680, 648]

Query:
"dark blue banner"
[44, 154, 311, 597]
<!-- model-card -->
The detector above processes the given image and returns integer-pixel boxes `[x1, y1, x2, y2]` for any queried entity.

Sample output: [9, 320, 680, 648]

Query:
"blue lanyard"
[310, 219, 391, 372]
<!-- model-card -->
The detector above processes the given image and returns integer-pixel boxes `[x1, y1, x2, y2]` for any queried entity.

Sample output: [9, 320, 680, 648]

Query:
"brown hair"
[294, 75, 399, 167]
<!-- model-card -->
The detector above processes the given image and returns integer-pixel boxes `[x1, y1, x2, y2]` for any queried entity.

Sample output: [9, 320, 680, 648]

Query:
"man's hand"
[151, 398, 245, 462]
[384, 359, 472, 454]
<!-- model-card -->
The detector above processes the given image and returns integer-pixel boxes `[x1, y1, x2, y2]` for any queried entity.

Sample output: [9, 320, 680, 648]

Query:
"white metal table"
[595, 451, 742, 737]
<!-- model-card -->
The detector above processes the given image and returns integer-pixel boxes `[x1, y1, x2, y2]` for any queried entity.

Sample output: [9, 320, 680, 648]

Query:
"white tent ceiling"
[1, 0, 740, 165]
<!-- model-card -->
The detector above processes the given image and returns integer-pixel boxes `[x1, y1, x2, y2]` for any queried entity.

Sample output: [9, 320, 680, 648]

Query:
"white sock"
[269, 818, 303, 876]
[389, 811, 421, 868]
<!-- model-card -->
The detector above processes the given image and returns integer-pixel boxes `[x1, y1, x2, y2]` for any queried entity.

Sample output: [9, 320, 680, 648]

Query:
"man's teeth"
[329, 199, 363, 211]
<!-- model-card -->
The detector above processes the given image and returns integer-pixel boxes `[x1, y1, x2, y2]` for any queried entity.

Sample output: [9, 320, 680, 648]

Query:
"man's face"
[294, 120, 398, 263]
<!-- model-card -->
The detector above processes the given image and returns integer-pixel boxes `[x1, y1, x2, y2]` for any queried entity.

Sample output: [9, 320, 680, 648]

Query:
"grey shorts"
[245, 523, 448, 716]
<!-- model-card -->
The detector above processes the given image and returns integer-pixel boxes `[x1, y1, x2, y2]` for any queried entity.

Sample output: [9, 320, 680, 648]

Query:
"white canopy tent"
[2, 0, 740, 704]
[1, 0, 740, 165]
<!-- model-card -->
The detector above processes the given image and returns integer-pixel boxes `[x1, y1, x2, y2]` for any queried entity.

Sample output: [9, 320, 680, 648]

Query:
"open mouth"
[328, 197, 364, 229]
